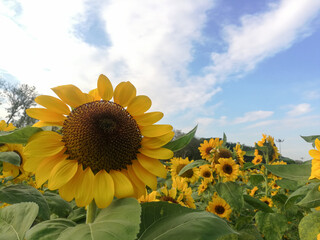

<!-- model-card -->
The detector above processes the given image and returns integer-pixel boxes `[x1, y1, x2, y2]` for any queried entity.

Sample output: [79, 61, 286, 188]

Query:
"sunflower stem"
[86, 200, 97, 224]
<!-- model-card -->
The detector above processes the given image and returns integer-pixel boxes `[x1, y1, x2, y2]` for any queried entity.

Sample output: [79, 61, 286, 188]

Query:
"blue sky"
[0, 0, 319, 160]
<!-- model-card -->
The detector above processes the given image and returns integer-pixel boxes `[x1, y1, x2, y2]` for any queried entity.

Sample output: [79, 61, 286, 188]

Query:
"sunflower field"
[0, 74, 320, 240]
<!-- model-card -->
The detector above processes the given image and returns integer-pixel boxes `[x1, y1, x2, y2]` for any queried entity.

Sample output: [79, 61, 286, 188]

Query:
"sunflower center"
[215, 205, 225, 214]
[264, 201, 270, 205]
[62, 100, 142, 173]
[206, 147, 213, 155]
[223, 164, 233, 174]
[214, 148, 232, 164]
[203, 170, 212, 178]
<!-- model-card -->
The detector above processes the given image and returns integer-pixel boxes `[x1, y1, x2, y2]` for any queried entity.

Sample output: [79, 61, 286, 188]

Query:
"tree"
[0, 78, 38, 128]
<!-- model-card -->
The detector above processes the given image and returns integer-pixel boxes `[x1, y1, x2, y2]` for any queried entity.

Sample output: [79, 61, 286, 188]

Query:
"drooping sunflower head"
[215, 157, 239, 182]
[24, 74, 174, 208]
[1, 143, 27, 179]
[206, 195, 232, 220]
[233, 143, 246, 166]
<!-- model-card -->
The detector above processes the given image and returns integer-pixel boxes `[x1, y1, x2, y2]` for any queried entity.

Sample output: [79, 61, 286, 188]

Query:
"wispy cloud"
[205, 0, 320, 81]
[287, 103, 312, 116]
[233, 110, 274, 124]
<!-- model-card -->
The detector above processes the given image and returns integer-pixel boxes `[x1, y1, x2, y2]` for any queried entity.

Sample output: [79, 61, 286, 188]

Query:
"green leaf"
[249, 174, 265, 186]
[222, 133, 227, 147]
[299, 211, 320, 240]
[285, 183, 317, 207]
[297, 183, 320, 208]
[265, 164, 311, 182]
[300, 135, 320, 144]
[43, 191, 73, 218]
[275, 179, 300, 191]
[26, 219, 76, 240]
[244, 150, 255, 157]
[243, 162, 255, 170]
[58, 198, 141, 240]
[215, 182, 244, 212]
[255, 212, 287, 240]
[271, 194, 288, 210]
[0, 127, 43, 144]
[0, 184, 50, 220]
[67, 207, 86, 224]
[178, 159, 208, 176]
[138, 201, 236, 240]
[0, 202, 39, 240]
[164, 125, 197, 152]
[243, 195, 274, 213]
[0, 152, 21, 166]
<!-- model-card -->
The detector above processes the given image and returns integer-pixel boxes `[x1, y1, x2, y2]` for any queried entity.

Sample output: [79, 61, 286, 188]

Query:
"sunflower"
[233, 143, 246, 166]
[198, 138, 223, 161]
[310, 139, 320, 160]
[1, 143, 27, 178]
[260, 196, 273, 207]
[212, 147, 233, 165]
[206, 195, 232, 220]
[215, 157, 239, 182]
[257, 134, 267, 147]
[24, 74, 174, 208]
[252, 155, 263, 165]
[138, 191, 159, 203]
[170, 157, 199, 183]
[199, 164, 214, 182]
[198, 178, 210, 195]
[309, 158, 320, 180]
[249, 186, 258, 197]
[0, 120, 16, 132]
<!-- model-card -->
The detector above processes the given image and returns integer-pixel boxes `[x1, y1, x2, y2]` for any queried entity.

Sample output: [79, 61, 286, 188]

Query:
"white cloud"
[287, 103, 312, 116]
[205, 0, 320, 81]
[233, 110, 274, 124]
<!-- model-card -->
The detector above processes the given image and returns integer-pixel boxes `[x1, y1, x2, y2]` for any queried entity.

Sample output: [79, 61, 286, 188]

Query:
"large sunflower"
[215, 157, 239, 182]
[24, 74, 174, 208]
[206, 195, 232, 220]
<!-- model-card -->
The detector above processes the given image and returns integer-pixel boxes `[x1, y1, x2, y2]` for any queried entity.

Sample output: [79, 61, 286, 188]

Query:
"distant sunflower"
[24, 74, 174, 208]
[199, 164, 214, 181]
[215, 157, 239, 182]
[260, 196, 273, 207]
[0, 120, 16, 132]
[198, 178, 210, 195]
[198, 138, 223, 161]
[212, 148, 233, 165]
[206, 195, 232, 220]
[252, 155, 263, 165]
[249, 186, 258, 197]
[170, 157, 199, 183]
[234, 143, 246, 166]
[138, 191, 159, 203]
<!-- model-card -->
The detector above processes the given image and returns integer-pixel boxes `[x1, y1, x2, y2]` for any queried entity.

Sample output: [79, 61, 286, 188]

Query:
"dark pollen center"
[62, 100, 142, 173]
[215, 205, 225, 214]
[203, 170, 211, 178]
[223, 164, 233, 174]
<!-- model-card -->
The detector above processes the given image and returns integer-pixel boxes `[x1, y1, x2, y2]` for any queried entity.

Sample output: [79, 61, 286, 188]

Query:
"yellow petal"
[89, 88, 101, 101]
[141, 131, 174, 149]
[97, 74, 113, 101]
[113, 81, 136, 107]
[139, 147, 173, 159]
[75, 167, 94, 207]
[32, 121, 64, 127]
[59, 164, 83, 202]
[93, 170, 114, 208]
[35, 95, 71, 115]
[140, 124, 173, 137]
[137, 153, 167, 179]
[126, 166, 146, 198]
[0, 120, 6, 131]
[109, 170, 134, 198]
[133, 112, 163, 126]
[4, 123, 16, 131]
[48, 159, 78, 190]
[51, 84, 88, 108]
[132, 160, 157, 190]
[26, 108, 67, 122]
[24, 131, 65, 158]
[36, 153, 67, 187]
[127, 95, 151, 116]
[316, 139, 320, 152]
[83, 93, 94, 103]
[310, 149, 320, 159]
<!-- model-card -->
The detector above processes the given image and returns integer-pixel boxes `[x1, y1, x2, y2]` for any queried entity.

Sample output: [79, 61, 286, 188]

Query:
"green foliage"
[164, 125, 197, 152]
[296, 183, 320, 208]
[139, 201, 236, 240]
[285, 182, 317, 207]
[0, 184, 50, 220]
[301, 135, 320, 148]
[57, 198, 141, 240]
[215, 182, 244, 212]
[243, 195, 273, 213]
[43, 191, 73, 218]
[299, 211, 320, 240]
[178, 160, 207, 176]
[249, 174, 265, 186]
[0, 202, 39, 240]
[0, 152, 21, 166]
[265, 164, 311, 182]
[255, 212, 287, 240]
[0, 127, 42, 144]
[275, 179, 300, 191]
